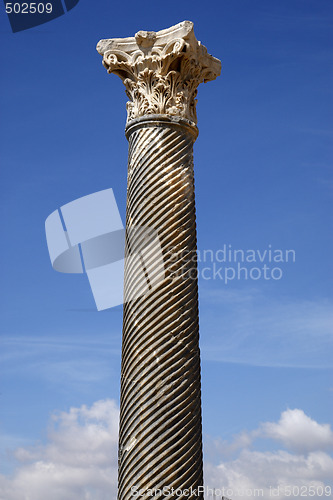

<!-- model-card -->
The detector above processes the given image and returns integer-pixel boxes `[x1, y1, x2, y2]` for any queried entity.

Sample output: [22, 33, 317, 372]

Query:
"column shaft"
[118, 117, 203, 499]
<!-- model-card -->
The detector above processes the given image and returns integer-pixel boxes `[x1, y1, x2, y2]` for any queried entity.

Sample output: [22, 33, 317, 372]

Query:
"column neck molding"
[124, 114, 199, 141]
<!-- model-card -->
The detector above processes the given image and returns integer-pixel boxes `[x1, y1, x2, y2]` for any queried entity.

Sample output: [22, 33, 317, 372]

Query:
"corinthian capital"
[96, 21, 221, 124]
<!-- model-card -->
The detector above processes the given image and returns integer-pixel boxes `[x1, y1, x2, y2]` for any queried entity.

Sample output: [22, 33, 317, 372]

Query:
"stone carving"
[96, 22, 220, 498]
[96, 21, 221, 124]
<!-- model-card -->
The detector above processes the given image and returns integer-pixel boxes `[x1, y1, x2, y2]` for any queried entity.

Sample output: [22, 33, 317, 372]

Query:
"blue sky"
[0, 0, 332, 498]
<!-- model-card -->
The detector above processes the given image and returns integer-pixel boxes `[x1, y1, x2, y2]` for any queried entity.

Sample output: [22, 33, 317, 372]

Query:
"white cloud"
[204, 409, 333, 500]
[0, 399, 119, 500]
[205, 450, 333, 500]
[1, 404, 332, 500]
[260, 409, 333, 454]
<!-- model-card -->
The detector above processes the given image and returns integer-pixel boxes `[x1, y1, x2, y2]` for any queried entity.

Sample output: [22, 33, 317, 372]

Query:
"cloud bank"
[1, 402, 332, 499]
[0, 400, 119, 500]
[204, 408, 333, 499]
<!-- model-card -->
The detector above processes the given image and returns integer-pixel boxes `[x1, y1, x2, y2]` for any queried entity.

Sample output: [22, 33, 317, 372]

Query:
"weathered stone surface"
[97, 21, 220, 500]
[97, 21, 221, 124]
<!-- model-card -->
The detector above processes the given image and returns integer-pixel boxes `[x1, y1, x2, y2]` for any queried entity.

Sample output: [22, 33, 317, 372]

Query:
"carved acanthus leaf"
[97, 21, 221, 124]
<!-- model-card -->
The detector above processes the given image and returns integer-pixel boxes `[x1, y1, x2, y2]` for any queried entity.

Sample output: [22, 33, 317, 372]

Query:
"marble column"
[97, 21, 221, 499]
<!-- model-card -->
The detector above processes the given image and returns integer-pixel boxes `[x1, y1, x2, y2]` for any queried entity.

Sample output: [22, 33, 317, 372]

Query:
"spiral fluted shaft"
[118, 116, 203, 499]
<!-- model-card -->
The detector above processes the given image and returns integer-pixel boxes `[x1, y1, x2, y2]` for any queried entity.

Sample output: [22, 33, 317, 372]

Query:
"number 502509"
[5, 3, 53, 14]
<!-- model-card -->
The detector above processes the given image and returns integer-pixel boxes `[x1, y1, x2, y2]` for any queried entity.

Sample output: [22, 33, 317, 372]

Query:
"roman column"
[97, 21, 221, 499]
